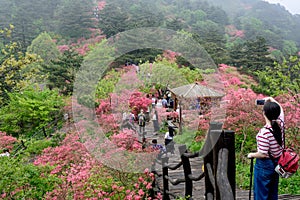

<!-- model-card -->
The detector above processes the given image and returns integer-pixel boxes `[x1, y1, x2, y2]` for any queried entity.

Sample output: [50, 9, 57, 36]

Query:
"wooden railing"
[153, 122, 236, 200]
[11, 114, 68, 157]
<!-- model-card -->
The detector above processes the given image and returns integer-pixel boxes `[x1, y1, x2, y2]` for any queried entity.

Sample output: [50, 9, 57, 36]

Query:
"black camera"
[255, 99, 265, 105]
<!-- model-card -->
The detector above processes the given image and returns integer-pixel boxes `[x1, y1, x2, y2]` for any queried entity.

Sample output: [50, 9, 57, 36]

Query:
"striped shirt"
[256, 111, 284, 158]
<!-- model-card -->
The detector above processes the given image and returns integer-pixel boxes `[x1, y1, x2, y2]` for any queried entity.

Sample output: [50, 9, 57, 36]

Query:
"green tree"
[96, 69, 122, 100]
[252, 56, 300, 96]
[97, 0, 163, 38]
[0, 0, 73, 50]
[54, 0, 95, 39]
[0, 1, 14, 29]
[27, 32, 60, 65]
[0, 25, 42, 105]
[229, 37, 274, 72]
[165, 17, 185, 31]
[282, 40, 298, 57]
[0, 86, 65, 137]
[43, 49, 83, 95]
[6, 0, 49, 51]
[192, 21, 229, 64]
[138, 59, 193, 90]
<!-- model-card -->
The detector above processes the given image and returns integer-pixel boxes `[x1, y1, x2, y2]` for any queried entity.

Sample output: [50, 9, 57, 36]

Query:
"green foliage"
[76, 95, 96, 109]
[0, 157, 60, 199]
[235, 126, 257, 157]
[173, 129, 200, 152]
[74, 39, 115, 108]
[96, 69, 122, 100]
[173, 128, 205, 153]
[189, 140, 204, 153]
[0, 1, 46, 50]
[233, 0, 300, 50]
[138, 60, 190, 90]
[97, 0, 163, 38]
[43, 49, 83, 95]
[0, 86, 65, 137]
[0, 26, 43, 105]
[279, 171, 300, 194]
[27, 32, 61, 65]
[114, 49, 163, 67]
[252, 56, 300, 96]
[54, 0, 95, 39]
[49, 131, 67, 147]
[282, 40, 298, 57]
[192, 21, 229, 64]
[229, 37, 275, 72]
[178, 67, 203, 83]
[23, 138, 55, 155]
[235, 156, 252, 189]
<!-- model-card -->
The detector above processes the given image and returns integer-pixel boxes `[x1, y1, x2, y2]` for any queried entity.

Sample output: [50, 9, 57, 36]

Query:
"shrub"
[0, 158, 60, 199]
[0, 131, 17, 151]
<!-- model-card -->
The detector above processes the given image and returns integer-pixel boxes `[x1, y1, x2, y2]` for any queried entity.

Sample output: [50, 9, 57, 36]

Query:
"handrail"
[152, 122, 236, 200]
[164, 176, 186, 185]
[166, 161, 182, 170]
[188, 172, 205, 181]
[165, 190, 180, 199]
[183, 151, 199, 158]
[11, 114, 66, 157]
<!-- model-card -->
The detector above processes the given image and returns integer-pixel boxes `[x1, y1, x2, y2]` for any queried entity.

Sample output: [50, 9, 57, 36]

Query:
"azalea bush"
[110, 129, 142, 151]
[32, 128, 162, 199]
[96, 98, 120, 136]
[87, 167, 162, 200]
[0, 131, 17, 151]
[129, 91, 152, 117]
[97, 113, 120, 137]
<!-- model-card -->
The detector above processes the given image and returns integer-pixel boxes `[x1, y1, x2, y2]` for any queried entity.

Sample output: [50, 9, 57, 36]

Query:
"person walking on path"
[161, 95, 168, 108]
[247, 97, 284, 200]
[151, 94, 157, 109]
[138, 109, 146, 136]
[164, 126, 175, 154]
[152, 108, 160, 133]
[151, 139, 166, 159]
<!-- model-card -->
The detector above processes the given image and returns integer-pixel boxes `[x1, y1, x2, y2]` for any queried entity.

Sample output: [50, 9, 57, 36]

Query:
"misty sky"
[264, 0, 300, 14]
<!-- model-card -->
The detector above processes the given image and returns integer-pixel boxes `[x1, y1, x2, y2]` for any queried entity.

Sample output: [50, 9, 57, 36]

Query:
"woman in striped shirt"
[248, 97, 284, 200]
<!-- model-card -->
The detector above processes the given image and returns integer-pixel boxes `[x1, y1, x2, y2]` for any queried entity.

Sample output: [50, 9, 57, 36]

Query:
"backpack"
[275, 148, 299, 178]
[267, 127, 299, 178]
[138, 114, 145, 126]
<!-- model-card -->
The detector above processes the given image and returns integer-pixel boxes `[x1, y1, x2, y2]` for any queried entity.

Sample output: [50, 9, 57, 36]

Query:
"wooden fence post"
[42, 127, 47, 137]
[162, 156, 170, 200]
[179, 145, 193, 199]
[224, 130, 236, 199]
[214, 130, 235, 200]
[203, 122, 223, 200]
[21, 140, 26, 149]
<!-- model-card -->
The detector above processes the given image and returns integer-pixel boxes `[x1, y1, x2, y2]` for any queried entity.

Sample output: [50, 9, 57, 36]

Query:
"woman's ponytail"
[263, 101, 283, 146]
[271, 120, 283, 146]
